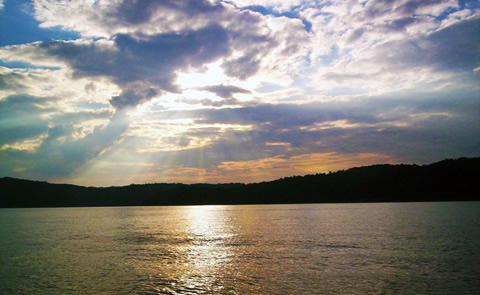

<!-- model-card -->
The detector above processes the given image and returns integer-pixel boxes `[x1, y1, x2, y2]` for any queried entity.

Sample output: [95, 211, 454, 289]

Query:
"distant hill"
[1, 157, 479, 208]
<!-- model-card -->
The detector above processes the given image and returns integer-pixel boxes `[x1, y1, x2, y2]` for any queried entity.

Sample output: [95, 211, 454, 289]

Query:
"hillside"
[1, 157, 478, 207]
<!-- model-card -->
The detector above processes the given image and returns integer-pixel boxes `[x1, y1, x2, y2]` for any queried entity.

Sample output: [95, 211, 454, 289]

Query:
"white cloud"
[2, 1, 310, 109]
[1, 0, 479, 184]
[295, 0, 480, 96]
[0, 133, 48, 152]
[228, 0, 304, 12]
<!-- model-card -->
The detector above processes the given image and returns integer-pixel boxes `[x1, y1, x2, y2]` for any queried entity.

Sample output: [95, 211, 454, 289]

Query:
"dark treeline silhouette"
[1, 157, 478, 208]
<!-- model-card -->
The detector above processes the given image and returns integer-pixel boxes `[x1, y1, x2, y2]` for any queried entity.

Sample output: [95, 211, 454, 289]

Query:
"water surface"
[1, 202, 479, 294]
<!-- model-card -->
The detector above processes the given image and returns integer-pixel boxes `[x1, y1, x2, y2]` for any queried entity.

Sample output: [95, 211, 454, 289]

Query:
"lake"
[1, 202, 479, 294]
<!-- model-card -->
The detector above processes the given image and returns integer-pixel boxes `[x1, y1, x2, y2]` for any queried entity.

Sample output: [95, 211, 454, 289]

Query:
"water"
[1, 202, 479, 294]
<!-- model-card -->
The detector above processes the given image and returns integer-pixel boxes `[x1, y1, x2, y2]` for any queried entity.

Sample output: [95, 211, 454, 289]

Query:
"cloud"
[214, 152, 398, 183]
[0, 90, 120, 180]
[312, 17, 480, 95]
[191, 102, 378, 129]
[230, 0, 303, 12]
[200, 84, 250, 98]
[49, 85, 480, 185]
[32, 0, 310, 81]
[0, 109, 128, 179]
[0, 95, 52, 145]
[72, 151, 398, 185]
[40, 24, 230, 108]
[177, 97, 242, 107]
[0, 133, 47, 152]
[1, 0, 479, 185]
[156, 87, 480, 163]
[302, 0, 478, 67]
[0, 68, 25, 91]
[2, 1, 309, 108]
[33, 0, 227, 37]
[358, 18, 480, 74]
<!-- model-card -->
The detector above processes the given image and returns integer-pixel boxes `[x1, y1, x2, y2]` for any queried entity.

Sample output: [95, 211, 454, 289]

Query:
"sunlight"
[176, 60, 265, 92]
[187, 205, 219, 235]
[176, 61, 230, 89]
[1, 0, 479, 293]
[179, 205, 235, 291]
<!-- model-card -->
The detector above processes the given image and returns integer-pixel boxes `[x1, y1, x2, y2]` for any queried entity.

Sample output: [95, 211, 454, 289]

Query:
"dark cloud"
[0, 71, 24, 90]
[1, 0, 478, 184]
[385, 17, 416, 31]
[112, 0, 224, 25]
[110, 85, 159, 109]
[0, 110, 129, 179]
[376, 18, 480, 73]
[24, 0, 304, 107]
[84, 82, 96, 93]
[200, 84, 250, 98]
[191, 103, 378, 129]
[0, 93, 124, 179]
[177, 97, 241, 107]
[364, 0, 451, 19]
[51, 109, 113, 123]
[130, 110, 480, 171]
[38, 111, 128, 171]
[346, 28, 365, 43]
[0, 95, 52, 145]
[322, 72, 372, 82]
[222, 50, 261, 80]
[139, 88, 480, 168]
[424, 18, 480, 72]
[3, 0, 309, 110]
[40, 24, 231, 108]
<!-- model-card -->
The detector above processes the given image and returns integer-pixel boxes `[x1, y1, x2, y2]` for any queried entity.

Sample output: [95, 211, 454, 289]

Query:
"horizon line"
[1, 156, 476, 188]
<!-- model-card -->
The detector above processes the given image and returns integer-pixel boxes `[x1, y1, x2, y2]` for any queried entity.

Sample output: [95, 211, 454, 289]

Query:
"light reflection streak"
[176, 205, 236, 294]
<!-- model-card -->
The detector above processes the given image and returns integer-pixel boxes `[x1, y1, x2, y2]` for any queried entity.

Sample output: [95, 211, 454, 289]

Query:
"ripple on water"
[1, 202, 479, 294]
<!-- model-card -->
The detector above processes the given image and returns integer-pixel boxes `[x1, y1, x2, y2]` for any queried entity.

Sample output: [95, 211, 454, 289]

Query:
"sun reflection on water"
[4, 204, 475, 294]
[172, 205, 237, 294]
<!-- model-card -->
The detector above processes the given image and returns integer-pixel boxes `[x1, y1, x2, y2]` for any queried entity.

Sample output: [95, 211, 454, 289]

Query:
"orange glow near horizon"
[52, 152, 399, 186]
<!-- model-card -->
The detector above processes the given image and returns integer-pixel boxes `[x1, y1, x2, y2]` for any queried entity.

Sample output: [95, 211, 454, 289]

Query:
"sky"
[0, 0, 479, 186]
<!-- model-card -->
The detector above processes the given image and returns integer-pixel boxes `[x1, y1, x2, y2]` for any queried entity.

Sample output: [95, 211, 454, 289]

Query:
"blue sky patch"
[243, 5, 312, 32]
[0, 0, 79, 46]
